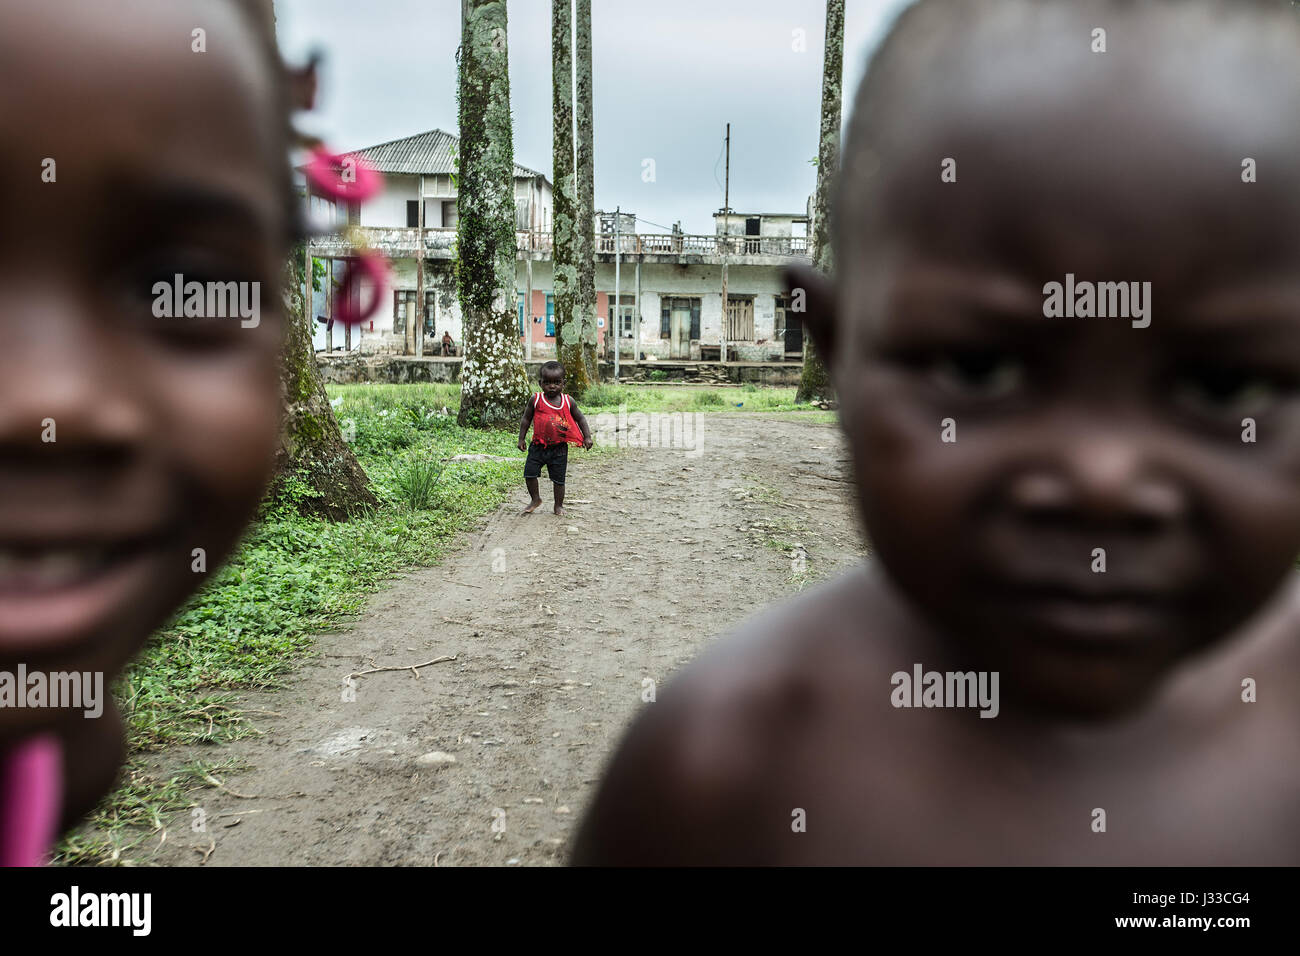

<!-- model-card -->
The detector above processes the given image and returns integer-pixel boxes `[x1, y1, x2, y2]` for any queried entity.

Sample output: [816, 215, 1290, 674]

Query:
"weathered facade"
[305, 128, 812, 364]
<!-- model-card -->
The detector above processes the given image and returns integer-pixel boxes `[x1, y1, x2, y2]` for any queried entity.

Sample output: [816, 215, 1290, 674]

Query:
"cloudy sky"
[275, 0, 913, 234]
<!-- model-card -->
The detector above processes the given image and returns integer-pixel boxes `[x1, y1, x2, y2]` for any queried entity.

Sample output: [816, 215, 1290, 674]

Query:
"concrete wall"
[713, 212, 806, 237]
[362, 172, 548, 231]
[362, 174, 418, 228]
[316, 355, 803, 387]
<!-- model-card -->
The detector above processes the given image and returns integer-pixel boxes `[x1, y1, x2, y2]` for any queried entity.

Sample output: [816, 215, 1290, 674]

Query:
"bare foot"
[522, 499, 543, 514]
[553, 505, 565, 516]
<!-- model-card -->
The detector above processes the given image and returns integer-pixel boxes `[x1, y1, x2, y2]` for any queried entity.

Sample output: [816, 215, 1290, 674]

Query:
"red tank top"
[532, 392, 582, 446]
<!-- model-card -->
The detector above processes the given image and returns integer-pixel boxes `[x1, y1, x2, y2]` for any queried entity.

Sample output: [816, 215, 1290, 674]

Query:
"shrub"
[391, 455, 444, 511]
[582, 384, 631, 408]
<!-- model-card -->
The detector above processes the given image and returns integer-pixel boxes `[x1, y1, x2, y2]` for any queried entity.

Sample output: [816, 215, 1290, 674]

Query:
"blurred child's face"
[0, 1, 286, 735]
[541, 369, 564, 397]
[834, 10, 1300, 718]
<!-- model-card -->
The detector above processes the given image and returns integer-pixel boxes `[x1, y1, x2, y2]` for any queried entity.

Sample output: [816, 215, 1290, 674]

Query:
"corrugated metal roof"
[340, 128, 545, 181]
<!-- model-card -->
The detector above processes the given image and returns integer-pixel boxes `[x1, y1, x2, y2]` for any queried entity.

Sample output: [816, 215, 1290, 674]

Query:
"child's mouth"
[0, 546, 117, 591]
[1008, 584, 1179, 646]
[0, 538, 169, 652]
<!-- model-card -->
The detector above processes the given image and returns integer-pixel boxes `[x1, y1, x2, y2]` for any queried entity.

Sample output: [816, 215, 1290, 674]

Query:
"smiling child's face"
[0, 0, 287, 736]
[829, 1, 1300, 718]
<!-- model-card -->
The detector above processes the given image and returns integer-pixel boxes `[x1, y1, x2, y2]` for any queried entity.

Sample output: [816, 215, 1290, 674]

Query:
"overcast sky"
[275, 0, 913, 234]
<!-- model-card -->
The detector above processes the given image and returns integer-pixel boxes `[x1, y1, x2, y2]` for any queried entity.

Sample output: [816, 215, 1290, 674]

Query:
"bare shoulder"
[571, 565, 884, 865]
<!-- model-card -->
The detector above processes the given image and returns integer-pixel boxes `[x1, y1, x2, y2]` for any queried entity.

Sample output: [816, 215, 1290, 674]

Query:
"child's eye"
[928, 350, 1025, 399]
[1173, 366, 1289, 417]
[113, 254, 258, 345]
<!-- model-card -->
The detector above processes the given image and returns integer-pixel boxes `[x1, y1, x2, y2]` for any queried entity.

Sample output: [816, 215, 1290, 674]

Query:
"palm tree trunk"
[796, 0, 844, 405]
[551, 0, 587, 392]
[456, 0, 532, 428]
[574, 0, 599, 387]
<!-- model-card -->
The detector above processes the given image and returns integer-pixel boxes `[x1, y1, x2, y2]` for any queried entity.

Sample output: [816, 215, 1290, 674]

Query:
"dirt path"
[108, 413, 866, 866]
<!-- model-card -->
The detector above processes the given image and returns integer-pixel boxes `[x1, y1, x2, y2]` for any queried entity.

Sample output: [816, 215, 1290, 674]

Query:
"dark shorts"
[524, 441, 568, 483]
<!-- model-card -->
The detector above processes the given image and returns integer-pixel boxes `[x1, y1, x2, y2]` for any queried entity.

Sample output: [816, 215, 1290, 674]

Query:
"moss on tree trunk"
[272, 244, 378, 519]
[796, 0, 844, 405]
[551, 0, 588, 394]
[456, 0, 532, 428]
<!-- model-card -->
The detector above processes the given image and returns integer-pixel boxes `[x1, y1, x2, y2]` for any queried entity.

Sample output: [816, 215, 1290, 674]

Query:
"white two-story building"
[306, 128, 812, 363]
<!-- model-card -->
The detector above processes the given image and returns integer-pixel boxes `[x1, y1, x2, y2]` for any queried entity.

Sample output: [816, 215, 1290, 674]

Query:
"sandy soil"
[101, 413, 866, 866]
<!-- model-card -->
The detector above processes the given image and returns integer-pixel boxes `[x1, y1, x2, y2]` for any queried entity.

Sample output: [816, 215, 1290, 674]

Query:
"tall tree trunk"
[796, 0, 843, 405]
[273, 244, 378, 519]
[574, 0, 599, 387]
[456, 0, 532, 428]
[551, 0, 587, 393]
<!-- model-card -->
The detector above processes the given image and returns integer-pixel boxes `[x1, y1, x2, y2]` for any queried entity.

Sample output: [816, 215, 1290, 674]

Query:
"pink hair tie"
[304, 145, 382, 203]
[0, 734, 62, 867]
[335, 249, 390, 326]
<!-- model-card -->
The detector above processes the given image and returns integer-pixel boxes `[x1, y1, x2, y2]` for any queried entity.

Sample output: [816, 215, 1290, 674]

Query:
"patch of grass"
[581, 383, 822, 415]
[581, 383, 633, 408]
[691, 390, 727, 408]
[391, 454, 445, 511]
[58, 758, 247, 866]
[734, 479, 816, 590]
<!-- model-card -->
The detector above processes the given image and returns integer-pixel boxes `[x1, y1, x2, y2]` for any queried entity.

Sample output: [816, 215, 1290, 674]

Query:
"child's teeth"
[0, 548, 104, 588]
[32, 552, 86, 585]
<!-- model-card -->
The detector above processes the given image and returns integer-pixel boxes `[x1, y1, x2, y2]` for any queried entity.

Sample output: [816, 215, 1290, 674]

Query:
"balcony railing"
[309, 228, 810, 260]
[596, 233, 810, 257]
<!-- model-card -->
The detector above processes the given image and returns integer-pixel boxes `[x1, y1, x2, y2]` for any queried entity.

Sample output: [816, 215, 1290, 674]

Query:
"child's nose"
[1007, 430, 1187, 531]
[0, 282, 151, 455]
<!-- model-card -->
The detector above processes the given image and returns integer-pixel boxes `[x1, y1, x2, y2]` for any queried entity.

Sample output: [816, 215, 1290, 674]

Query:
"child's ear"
[782, 264, 837, 365]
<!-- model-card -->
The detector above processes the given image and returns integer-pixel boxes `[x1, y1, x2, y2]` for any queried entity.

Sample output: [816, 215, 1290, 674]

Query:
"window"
[309, 195, 339, 228]
[545, 295, 555, 336]
[406, 200, 420, 227]
[392, 290, 417, 334]
[610, 294, 636, 337]
[726, 295, 755, 342]
[424, 292, 436, 335]
[518, 293, 526, 337]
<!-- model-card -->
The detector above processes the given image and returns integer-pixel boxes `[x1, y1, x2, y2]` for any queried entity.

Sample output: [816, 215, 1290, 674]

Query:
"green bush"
[691, 390, 727, 408]
[391, 454, 445, 511]
[582, 384, 631, 408]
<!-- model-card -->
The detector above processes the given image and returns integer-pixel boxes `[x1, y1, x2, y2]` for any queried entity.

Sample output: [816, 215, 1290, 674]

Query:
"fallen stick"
[346, 654, 457, 681]
[214, 809, 270, 819]
[202, 774, 260, 799]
